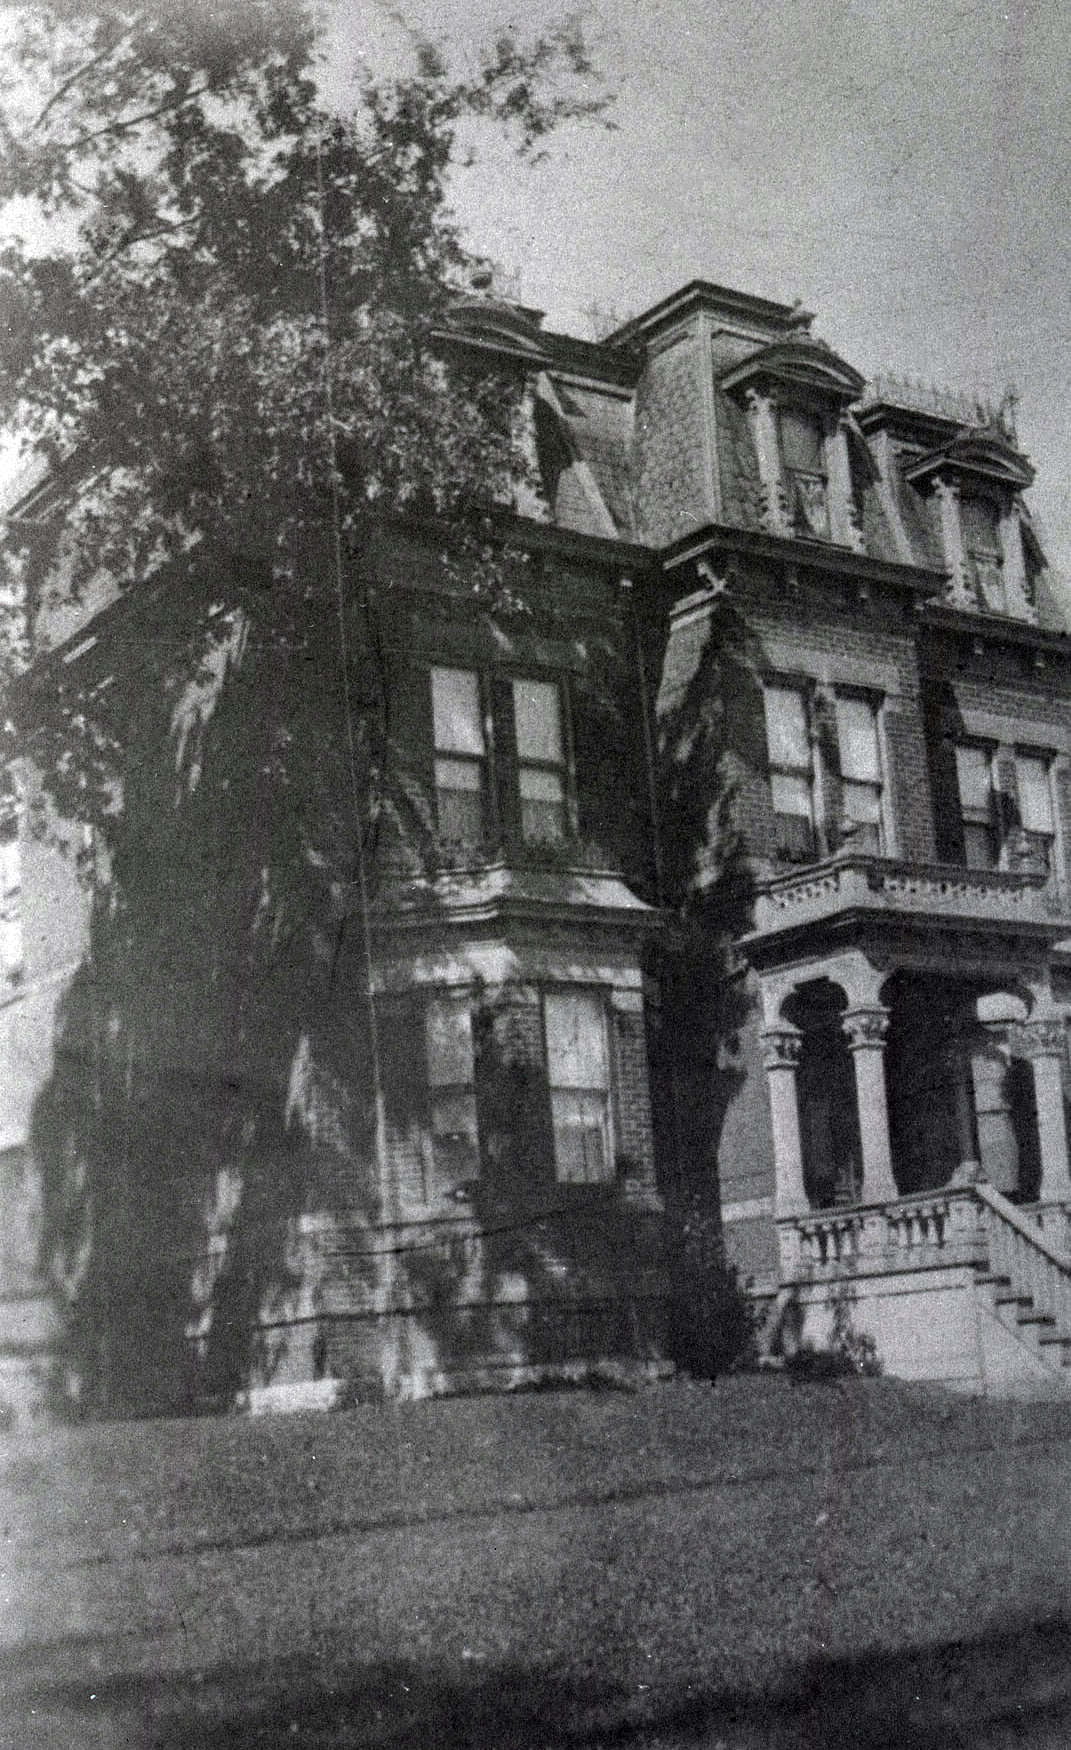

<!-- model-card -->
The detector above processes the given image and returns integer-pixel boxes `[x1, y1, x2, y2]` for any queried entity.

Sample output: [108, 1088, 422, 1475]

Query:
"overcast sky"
[340, 0, 1070, 572]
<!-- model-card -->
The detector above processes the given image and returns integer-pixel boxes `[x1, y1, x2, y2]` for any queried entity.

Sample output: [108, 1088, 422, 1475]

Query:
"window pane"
[1017, 756, 1053, 834]
[836, 697, 881, 783]
[961, 496, 1002, 556]
[963, 823, 996, 869]
[771, 772, 811, 819]
[519, 768, 564, 803]
[552, 1089, 611, 1184]
[955, 745, 991, 812]
[429, 1090, 479, 1194]
[842, 781, 882, 825]
[545, 992, 607, 1089]
[435, 756, 481, 793]
[426, 999, 474, 1088]
[513, 679, 563, 763]
[431, 667, 484, 755]
[763, 687, 809, 770]
[779, 408, 825, 473]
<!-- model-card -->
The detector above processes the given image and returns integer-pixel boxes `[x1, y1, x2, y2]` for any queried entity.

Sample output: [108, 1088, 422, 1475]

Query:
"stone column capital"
[842, 1006, 890, 1051]
[761, 1026, 803, 1072]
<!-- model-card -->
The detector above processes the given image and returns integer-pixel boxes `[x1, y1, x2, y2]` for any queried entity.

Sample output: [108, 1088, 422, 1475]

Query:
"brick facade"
[6, 275, 1071, 1416]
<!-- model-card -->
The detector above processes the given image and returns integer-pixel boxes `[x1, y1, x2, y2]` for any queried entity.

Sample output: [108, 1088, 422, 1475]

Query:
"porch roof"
[742, 853, 1071, 970]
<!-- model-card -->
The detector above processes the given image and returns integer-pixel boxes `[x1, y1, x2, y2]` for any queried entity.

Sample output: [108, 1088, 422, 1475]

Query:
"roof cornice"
[659, 521, 947, 597]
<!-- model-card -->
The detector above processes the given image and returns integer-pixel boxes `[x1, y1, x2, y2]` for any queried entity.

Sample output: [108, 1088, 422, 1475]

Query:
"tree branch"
[67, 81, 210, 151]
[34, 35, 130, 129]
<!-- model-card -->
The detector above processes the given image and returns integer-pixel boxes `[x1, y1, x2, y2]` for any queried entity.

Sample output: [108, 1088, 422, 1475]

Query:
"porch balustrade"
[778, 1182, 1071, 1303]
[778, 1186, 991, 1281]
[750, 853, 1065, 939]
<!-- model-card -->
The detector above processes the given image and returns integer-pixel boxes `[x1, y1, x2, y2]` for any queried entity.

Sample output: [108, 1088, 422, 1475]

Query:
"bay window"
[544, 990, 613, 1184]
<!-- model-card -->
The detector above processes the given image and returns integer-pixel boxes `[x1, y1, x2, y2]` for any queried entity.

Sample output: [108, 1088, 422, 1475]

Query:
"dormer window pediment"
[720, 336, 866, 408]
[902, 424, 1035, 496]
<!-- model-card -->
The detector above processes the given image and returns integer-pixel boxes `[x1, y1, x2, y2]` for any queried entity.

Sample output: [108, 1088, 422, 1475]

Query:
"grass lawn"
[4, 1374, 1071, 1747]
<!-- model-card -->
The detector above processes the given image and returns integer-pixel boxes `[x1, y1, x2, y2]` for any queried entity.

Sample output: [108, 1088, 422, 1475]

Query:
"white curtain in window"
[955, 744, 992, 811]
[513, 679, 563, 762]
[763, 686, 809, 771]
[431, 667, 484, 755]
[1017, 756, 1054, 834]
[425, 997, 475, 1087]
[836, 696, 881, 783]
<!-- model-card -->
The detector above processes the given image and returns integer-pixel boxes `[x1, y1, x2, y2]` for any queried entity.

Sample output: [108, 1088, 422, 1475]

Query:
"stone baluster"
[842, 1005, 898, 1204]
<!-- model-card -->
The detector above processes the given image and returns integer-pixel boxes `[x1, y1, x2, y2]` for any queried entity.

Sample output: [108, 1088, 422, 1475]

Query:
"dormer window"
[720, 336, 865, 551]
[779, 407, 829, 539]
[960, 493, 1004, 612]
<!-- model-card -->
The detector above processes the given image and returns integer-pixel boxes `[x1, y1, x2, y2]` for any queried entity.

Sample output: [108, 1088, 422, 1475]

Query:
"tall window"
[779, 407, 829, 538]
[763, 683, 815, 861]
[425, 995, 479, 1194]
[1015, 753, 1056, 874]
[431, 666, 486, 844]
[544, 991, 612, 1184]
[954, 744, 997, 869]
[513, 678, 568, 842]
[961, 495, 1004, 612]
[835, 695, 884, 853]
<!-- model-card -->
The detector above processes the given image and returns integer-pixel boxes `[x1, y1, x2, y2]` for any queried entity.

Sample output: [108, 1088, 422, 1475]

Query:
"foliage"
[667, 1184, 760, 1380]
[784, 1279, 883, 1381]
[0, 0, 613, 1413]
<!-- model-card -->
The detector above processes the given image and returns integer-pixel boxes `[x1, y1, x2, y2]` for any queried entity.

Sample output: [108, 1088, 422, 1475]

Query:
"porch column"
[1020, 1018, 1071, 1202]
[949, 1043, 981, 1179]
[843, 1007, 898, 1203]
[761, 1027, 807, 1213]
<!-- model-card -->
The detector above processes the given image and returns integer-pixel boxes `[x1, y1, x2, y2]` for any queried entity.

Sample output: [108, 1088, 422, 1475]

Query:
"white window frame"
[543, 989, 614, 1186]
[834, 690, 887, 855]
[763, 680, 817, 861]
[512, 675, 572, 844]
[424, 992, 480, 1197]
[430, 665, 488, 845]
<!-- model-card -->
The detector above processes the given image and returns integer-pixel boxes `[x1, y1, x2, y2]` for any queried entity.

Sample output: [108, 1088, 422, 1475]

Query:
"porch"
[744, 853, 1071, 1393]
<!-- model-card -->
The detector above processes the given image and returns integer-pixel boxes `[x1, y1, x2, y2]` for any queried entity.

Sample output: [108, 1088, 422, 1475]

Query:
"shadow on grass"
[13, 1616, 1071, 1749]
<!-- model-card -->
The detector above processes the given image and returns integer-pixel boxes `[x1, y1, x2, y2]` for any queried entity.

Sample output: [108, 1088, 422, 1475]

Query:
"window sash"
[431, 666, 485, 757]
[779, 408, 826, 474]
[1016, 756, 1054, 835]
[426, 997, 475, 1089]
[955, 744, 992, 814]
[545, 991, 608, 1088]
[763, 685, 810, 772]
[512, 678, 564, 764]
[551, 1089, 611, 1184]
[836, 696, 881, 784]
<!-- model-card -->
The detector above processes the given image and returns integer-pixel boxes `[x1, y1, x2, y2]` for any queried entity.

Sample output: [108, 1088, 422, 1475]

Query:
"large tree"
[0, 0, 612, 1412]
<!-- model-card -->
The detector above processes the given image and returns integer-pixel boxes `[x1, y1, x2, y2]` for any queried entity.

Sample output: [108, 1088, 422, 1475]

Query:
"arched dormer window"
[721, 335, 866, 550]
